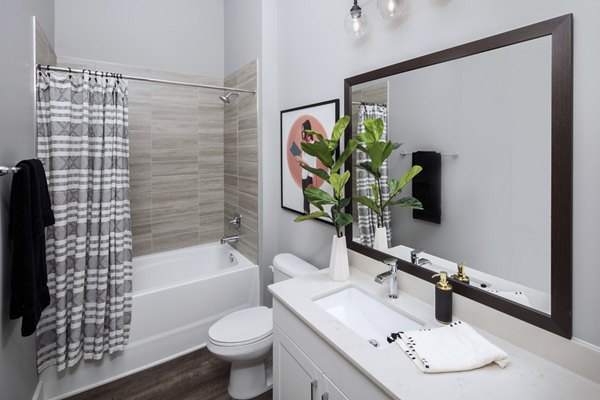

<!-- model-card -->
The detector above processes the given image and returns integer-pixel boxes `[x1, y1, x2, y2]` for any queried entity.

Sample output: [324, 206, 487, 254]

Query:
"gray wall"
[0, 1, 54, 399]
[224, 0, 261, 76]
[388, 37, 551, 293]
[271, 0, 600, 347]
[55, 0, 224, 77]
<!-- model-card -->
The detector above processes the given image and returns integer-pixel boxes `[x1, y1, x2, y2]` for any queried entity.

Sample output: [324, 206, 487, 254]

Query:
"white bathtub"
[40, 243, 259, 400]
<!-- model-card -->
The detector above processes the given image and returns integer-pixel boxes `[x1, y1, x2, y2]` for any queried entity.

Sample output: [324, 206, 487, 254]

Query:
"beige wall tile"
[152, 232, 199, 253]
[133, 237, 153, 257]
[238, 128, 257, 147]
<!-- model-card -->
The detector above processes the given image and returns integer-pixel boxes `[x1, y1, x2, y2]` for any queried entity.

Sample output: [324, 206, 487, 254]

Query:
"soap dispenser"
[452, 262, 470, 284]
[432, 272, 453, 324]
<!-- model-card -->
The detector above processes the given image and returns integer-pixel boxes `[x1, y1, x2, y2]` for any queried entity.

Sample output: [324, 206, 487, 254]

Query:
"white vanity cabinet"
[274, 324, 348, 400]
[272, 299, 391, 400]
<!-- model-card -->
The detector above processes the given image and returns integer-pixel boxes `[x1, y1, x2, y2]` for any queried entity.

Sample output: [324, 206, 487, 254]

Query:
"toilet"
[207, 253, 318, 399]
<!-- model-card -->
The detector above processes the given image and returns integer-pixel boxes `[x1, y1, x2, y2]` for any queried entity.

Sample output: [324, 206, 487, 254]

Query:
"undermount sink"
[314, 287, 423, 349]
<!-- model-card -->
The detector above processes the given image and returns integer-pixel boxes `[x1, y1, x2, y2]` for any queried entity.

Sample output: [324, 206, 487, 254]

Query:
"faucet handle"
[410, 248, 424, 264]
[229, 213, 242, 228]
[382, 257, 398, 272]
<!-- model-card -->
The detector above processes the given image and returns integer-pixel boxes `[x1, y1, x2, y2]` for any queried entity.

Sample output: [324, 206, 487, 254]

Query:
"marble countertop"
[268, 266, 600, 400]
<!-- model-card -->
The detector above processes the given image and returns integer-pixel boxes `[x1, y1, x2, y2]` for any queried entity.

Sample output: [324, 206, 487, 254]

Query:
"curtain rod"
[37, 65, 256, 94]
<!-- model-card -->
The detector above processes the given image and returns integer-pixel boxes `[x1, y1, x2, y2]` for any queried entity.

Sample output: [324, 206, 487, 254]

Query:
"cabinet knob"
[322, 393, 329, 400]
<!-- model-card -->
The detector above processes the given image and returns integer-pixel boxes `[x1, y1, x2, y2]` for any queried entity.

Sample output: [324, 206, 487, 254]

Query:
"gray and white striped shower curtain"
[356, 104, 391, 247]
[36, 70, 133, 372]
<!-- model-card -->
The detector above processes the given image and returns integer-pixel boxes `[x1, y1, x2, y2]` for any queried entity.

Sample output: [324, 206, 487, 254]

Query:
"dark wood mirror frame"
[344, 14, 572, 338]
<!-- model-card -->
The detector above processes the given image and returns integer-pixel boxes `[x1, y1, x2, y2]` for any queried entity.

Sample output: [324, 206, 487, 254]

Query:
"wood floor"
[66, 348, 273, 400]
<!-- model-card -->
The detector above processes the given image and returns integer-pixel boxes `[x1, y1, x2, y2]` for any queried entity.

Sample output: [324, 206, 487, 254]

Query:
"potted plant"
[354, 118, 423, 250]
[294, 115, 358, 281]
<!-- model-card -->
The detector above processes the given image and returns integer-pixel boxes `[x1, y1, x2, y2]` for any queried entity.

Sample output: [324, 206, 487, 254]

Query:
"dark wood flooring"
[66, 347, 272, 400]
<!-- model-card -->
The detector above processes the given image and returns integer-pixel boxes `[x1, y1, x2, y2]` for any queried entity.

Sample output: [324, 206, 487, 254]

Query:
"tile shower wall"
[223, 60, 258, 263]
[56, 56, 225, 256]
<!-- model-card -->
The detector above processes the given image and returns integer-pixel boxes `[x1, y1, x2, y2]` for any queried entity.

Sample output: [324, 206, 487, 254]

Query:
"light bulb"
[344, 1, 368, 39]
[377, 0, 407, 20]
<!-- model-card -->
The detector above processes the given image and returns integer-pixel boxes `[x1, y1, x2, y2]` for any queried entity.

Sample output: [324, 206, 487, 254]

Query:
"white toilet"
[207, 253, 318, 400]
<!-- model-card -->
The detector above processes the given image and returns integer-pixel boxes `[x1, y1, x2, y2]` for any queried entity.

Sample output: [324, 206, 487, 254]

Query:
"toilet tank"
[273, 253, 318, 283]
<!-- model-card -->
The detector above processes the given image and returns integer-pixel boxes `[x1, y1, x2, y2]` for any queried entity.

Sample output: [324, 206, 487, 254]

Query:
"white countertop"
[268, 267, 600, 400]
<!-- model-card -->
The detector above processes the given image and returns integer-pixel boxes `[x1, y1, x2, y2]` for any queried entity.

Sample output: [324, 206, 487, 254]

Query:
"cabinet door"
[320, 373, 350, 400]
[273, 326, 321, 400]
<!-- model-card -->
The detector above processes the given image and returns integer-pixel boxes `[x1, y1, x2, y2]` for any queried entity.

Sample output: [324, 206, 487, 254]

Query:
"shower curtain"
[35, 70, 132, 372]
[356, 103, 392, 247]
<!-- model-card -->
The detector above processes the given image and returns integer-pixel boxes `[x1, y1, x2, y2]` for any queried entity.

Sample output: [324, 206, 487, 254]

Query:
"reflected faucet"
[375, 257, 399, 299]
[410, 249, 432, 267]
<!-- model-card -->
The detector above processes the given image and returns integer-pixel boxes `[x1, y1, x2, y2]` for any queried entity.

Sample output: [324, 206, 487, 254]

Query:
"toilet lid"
[209, 306, 273, 345]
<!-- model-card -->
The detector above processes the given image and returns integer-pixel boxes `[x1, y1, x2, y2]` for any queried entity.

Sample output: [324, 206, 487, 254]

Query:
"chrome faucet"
[221, 234, 240, 244]
[221, 213, 242, 244]
[410, 249, 432, 267]
[375, 257, 399, 299]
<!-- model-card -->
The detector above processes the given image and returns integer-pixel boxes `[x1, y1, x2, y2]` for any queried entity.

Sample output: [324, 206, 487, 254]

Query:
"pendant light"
[377, 0, 407, 19]
[345, 0, 368, 39]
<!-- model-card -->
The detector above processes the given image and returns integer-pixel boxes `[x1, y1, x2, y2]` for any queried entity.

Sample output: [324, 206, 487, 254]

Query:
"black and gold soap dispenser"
[432, 272, 453, 324]
[452, 262, 470, 284]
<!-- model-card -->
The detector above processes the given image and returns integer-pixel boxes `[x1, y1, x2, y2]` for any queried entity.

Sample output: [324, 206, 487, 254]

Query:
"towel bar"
[399, 151, 459, 159]
[0, 166, 21, 176]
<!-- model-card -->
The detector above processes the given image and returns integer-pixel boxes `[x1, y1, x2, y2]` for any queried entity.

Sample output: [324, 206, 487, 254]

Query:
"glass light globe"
[344, 8, 368, 39]
[377, 0, 407, 20]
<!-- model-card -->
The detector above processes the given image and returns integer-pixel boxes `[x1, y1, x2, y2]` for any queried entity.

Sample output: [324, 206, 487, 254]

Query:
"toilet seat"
[209, 306, 273, 347]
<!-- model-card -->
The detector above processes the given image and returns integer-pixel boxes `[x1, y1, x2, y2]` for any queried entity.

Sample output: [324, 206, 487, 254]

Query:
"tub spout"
[221, 234, 240, 244]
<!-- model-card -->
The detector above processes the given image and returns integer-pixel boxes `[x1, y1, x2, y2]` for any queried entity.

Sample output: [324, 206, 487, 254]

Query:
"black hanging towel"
[9, 159, 55, 336]
[412, 151, 442, 224]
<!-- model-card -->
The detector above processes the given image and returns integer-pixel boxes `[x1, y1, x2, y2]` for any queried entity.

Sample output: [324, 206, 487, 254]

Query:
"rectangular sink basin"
[314, 287, 423, 349]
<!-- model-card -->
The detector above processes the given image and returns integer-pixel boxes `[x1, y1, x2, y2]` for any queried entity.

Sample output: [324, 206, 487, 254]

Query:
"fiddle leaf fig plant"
[294, 115, 358, 238]
[355, 118, 424, 228]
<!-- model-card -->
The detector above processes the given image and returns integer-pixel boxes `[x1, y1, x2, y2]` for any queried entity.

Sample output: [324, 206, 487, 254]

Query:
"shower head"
[219, 92, 239, 105]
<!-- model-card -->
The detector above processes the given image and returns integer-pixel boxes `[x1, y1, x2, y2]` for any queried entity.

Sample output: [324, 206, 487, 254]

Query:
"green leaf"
[335, 212, 353, 227]
[300, 164, 330, 182]
[356, 161, 376, 176]
[338, 197, 351, 210]
[355, 196, 380, 214]
[304, 187, 336, 208]
[391, 142, 402, 150]
[303, 129, 325, 143]
[398, 165, 423, 188]
[388, 196, 423, 209]
[301, 142, 334, 168]
[329, 171, 350, 198]
[294, 211, 329, 222]
[360, 118, 384, 143]
[331, 139, 357, 174]
[331, 115, 351, 143]
[368, 141, 393, 175]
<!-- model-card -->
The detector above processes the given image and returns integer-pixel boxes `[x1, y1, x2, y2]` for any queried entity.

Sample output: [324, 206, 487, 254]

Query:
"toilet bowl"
[207, 253, 318, 400]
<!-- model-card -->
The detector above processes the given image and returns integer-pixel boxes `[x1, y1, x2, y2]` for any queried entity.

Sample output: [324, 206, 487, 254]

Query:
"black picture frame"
[281, 99, 340, 223]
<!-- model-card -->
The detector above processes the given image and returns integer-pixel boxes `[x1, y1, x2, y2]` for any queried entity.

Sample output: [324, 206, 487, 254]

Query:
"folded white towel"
[396, 320, 509, 373]
[484, 288, 531, 307]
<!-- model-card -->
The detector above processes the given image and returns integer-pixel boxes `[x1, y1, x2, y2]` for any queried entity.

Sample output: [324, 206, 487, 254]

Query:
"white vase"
[373, 226, 388, 251]
[329, 235, 350, 281]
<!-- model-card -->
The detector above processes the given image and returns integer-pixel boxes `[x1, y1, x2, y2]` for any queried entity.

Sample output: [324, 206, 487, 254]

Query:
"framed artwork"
[280, 99, 340, 223]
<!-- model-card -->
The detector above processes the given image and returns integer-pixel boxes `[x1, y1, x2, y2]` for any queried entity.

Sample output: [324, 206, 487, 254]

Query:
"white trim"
[32, 380, 44, 400]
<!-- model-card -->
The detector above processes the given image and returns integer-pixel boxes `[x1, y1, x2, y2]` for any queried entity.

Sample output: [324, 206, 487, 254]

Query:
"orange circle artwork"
[286, 115, 329, 189]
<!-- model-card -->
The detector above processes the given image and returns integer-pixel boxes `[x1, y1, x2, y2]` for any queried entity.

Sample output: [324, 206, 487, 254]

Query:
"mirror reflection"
[351, 36, 552, 313]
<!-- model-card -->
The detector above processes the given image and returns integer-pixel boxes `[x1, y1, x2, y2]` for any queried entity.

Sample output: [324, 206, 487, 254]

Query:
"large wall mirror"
[344, 15, 572, 338]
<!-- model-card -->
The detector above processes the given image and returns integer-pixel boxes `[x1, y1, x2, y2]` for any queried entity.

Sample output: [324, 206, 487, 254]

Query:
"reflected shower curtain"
[36, 70, 133, 372]
[356, 103, 391, 247]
